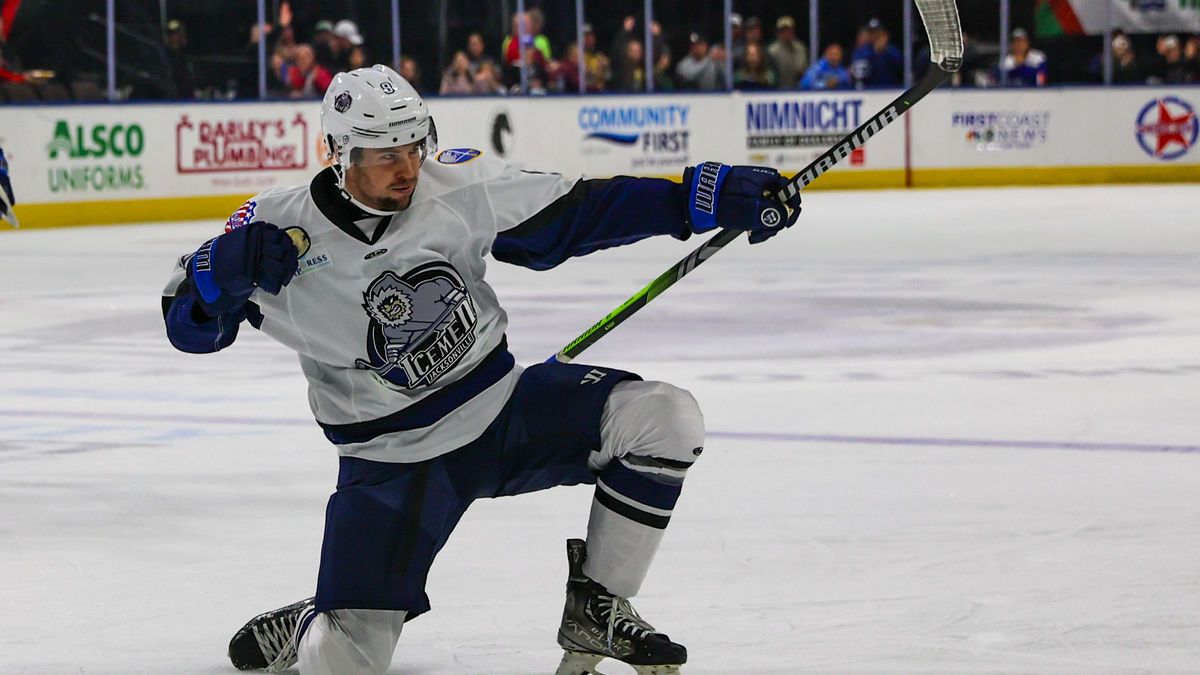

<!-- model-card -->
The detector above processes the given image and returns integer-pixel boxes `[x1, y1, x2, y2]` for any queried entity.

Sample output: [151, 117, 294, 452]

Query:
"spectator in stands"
[1185, 35, 1200, 83]
[502, 11, 552, 68]
[709, 43, 729, 90]
[333, 20, 364, 71]
[653, 47, 675, 92]
[735, 43, 776, 90]
[347, 45, 367, 71]
[1109, 34, 1143, 84]
[473, 61, 506, 95]
[676, 33, 722, 91]
[768, 16, 808, 90]
[164, 19, 195, 100]
[399, 56, 424, 93]
[800, 43, 851, 90]
[440, 51, 474, 95]
[287, 44, 332, 98]
[1150, 35, 1189, 85]
[850, 19, 902, 89]
[1002, 28, 1047, 87]
[582, 24, 611, 92]
[553, 42, 582, 92]
[611, 38, 646, 92]
[466, 33, 492, 75]
[729, 13, 745, 66]
[312, 20, 339, 72]
[501, 10, 551, 89]
[737, 17, 769, 72]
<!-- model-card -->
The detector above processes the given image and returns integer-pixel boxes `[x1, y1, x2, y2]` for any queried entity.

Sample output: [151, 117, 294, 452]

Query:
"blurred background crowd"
[0, 0, 1198, 103]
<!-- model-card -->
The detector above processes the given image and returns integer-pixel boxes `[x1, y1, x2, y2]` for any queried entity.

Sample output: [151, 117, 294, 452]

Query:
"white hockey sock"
[297, 609, 406, 675]
[583, 495, 665, 598]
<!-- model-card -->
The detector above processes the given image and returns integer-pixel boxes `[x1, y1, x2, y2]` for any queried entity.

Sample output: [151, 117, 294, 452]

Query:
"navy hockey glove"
[188, 222, 298, 316]
[683, 162, 801, 244]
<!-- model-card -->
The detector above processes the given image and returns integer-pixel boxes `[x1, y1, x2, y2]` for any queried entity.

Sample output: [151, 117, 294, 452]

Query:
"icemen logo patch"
[436, 148, 482, 164]
[225, 199, 257, 232]
[354, 262, 479, 390]
[333, 90, 352, 113]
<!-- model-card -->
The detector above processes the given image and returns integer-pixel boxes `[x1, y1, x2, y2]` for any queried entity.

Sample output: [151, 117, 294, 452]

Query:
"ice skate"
[227, 597, 314, 672]
[556, 539, 686, 675]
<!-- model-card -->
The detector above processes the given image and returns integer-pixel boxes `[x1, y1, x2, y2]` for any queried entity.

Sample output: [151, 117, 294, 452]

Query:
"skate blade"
[556, 650, 681, 675]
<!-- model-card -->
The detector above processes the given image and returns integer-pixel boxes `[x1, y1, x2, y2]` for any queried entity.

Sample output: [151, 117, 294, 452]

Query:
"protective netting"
[914, 0, 964, 71]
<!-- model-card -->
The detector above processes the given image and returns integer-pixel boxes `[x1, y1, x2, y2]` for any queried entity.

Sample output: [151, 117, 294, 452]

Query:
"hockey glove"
[187, 221, 299, 316]
[0, 147, 17, 228]
[683, 162, 801, 244]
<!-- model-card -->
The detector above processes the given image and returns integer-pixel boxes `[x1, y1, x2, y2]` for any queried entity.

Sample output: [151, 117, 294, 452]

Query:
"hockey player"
[0, 146, 17, 228]
[161, 65, 800, 675]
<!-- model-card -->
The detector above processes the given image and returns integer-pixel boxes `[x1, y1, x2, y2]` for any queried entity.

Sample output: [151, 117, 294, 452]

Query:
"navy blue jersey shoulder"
[492, 176, 690, 271]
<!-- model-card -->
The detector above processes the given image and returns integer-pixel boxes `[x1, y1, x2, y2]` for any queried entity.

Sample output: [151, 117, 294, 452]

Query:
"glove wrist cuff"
[685, 162, 730, 233]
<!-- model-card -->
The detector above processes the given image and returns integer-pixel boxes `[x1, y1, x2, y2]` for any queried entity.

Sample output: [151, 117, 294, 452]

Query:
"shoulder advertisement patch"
[436, 148, 482, 165]
[225, 199, 257, 232]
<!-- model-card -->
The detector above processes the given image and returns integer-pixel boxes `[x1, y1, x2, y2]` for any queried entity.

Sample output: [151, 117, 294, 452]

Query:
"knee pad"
[595, 380, 706, 477]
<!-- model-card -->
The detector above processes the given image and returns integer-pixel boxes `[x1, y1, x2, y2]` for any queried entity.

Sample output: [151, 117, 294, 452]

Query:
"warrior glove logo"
[355, 262, 479, 390]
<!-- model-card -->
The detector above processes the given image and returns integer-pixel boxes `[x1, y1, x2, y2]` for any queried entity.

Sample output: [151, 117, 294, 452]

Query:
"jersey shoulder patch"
[225, 199, 258, 232]
[436, 148, 483, 165]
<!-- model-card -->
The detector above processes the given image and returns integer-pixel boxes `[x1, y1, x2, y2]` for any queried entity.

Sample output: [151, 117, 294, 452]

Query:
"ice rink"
[1, 184, 1198, 674]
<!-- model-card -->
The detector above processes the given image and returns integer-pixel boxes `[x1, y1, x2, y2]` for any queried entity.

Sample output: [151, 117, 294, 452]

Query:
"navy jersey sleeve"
[491, 176, 689, 271]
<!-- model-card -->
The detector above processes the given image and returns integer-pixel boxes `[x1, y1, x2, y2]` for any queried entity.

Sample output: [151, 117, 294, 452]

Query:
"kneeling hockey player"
[162, 65, 800, 675]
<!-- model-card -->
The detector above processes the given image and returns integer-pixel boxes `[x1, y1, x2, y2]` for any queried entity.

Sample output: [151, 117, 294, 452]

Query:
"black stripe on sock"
[595, 487, 671, 530]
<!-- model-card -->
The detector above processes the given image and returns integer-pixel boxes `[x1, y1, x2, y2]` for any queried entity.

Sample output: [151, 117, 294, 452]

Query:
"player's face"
[345, 142, 423, 212]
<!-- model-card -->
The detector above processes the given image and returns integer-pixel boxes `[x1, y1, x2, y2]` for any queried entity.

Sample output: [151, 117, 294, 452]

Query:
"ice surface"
[1, 185, 1198, 674]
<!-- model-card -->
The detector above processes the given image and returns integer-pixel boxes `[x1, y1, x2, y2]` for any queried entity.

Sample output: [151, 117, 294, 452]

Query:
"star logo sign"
[1135, 97, 1198, 161]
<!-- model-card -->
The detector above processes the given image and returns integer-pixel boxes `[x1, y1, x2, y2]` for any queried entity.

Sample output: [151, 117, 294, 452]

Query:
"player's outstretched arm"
[162, 222, 297, 354]
[490, 163, 800, 270]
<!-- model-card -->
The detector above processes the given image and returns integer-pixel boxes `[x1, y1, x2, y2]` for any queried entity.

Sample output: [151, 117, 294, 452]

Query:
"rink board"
[0, 86, 1196, 228]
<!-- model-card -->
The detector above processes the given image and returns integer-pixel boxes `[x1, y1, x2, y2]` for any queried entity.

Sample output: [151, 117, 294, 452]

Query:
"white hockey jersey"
[163, 149, 690, 463]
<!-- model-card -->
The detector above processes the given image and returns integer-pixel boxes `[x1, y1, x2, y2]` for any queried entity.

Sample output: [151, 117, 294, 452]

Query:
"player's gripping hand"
[683, 162, 802, 244]
[187, 222, 299, 316]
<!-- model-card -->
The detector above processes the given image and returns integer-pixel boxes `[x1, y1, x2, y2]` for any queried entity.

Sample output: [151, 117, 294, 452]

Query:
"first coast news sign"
[0, 86, 1196, 227]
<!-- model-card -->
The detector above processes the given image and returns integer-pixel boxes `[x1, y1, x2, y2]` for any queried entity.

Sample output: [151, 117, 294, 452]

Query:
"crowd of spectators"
[3, 3, 1200, 104]
[1094, 32, 1200, 86]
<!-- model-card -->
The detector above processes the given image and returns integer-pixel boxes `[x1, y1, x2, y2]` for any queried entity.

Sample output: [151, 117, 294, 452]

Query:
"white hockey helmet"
[321, 64, 438, 189]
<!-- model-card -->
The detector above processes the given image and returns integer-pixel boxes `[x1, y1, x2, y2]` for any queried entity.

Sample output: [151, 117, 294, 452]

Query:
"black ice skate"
[556, 539, 687, 675]
[228, 597, 314, 672]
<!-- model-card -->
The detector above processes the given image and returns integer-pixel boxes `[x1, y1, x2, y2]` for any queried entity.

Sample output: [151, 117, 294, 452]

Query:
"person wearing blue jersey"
[800, 43, 852, 91]
[1002, 28, 1048, 88]
[850, 19, 903, 89]
[161, 65, 801, 675]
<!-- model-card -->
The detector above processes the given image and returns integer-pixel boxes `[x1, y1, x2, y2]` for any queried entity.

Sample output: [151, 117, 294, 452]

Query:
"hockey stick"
[552, 0, 963, 364]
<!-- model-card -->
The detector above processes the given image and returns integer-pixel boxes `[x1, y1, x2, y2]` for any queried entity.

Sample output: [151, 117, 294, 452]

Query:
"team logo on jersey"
[333, 91, 352, 113]
[1136, 97, 1197, 161]
[354, 262, 479, 390]
[436, 148, 482, 164]
[225, 199, 257, 232]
